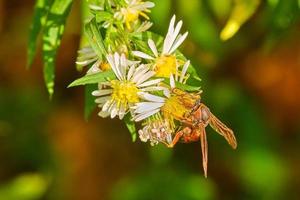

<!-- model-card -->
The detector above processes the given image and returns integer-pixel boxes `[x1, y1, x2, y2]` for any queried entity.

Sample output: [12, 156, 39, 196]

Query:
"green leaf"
[0, 173, 48, 200]
[42, 0, 74, 97]
[68, 70, 116, 87]
[84, 84, 98, 120]
[176, 82, 201, 92]
[27, 0, 54, 68]
[124, 113, 137, 142]
[95, 11, 113, 23]
[84, 17, 107, 58]
[220, 0, 261, 41]
[163, 79, 201, 92]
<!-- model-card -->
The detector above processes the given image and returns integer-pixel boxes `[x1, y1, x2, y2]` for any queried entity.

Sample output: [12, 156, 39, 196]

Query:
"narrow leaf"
[84, 84, 98, 120]
[220, 0, 261, 41]
[124, 113, 137, 142]
[68, 70, 116, 87]
[42, 0, 73, 97]
[84, 18, 107, 58]
[27, 0, 54, 68]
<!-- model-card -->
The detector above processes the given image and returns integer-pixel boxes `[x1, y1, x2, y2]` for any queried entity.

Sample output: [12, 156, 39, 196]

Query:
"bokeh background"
[0, 0, 300, 199]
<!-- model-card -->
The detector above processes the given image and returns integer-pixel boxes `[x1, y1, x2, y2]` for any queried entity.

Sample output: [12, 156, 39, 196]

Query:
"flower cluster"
[72, 0, 237, 177]
[76, 0, 198, 145]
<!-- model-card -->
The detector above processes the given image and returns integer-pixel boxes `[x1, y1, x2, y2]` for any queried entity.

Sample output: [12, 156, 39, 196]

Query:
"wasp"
[165, 89, 237, 177]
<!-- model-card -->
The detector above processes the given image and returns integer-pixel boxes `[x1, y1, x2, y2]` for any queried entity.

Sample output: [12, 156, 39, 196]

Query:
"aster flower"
[138, 118, 173, 146]
[133, 60, 191, 122]
[132, 15, 188, 78]
[114, 0, 155, 30]
[92, 52, 165, 119]
[76, 46, 110, 74]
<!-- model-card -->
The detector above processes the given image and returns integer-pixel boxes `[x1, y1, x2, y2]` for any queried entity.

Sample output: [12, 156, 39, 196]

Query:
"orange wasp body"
[165, 89, 237, 177]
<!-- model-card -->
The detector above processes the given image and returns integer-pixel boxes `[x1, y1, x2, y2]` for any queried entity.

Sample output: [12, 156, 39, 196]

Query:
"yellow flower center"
[111, 80, 139, 106]
[122, 7, 150, 30]
[161, 95, 188, 121]
[100, 62, 111, 71]
[155, 55, 177, 78]
[124, 9, 139, 24]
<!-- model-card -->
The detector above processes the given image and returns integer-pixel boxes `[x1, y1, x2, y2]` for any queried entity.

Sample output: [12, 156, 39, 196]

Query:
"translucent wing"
[209, 113, 237, 149]
[197, 127, 208, 178]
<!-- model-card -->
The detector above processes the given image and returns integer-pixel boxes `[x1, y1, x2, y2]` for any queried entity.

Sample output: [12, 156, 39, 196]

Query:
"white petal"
[102, 99, 113, 112]
[135, 102, 164, 113]
[120, 54, 127, 79]
[169, 32, 188, 54]
[89, 4, 103, 11]
[141, 86, 167, 92]
[138, 92, 165, 103]
[180, 60, 190, 83]
[107, 54, 121, 80]
[167, 15, 176, 37]
[98, 111, 110, 118]
[77, 51, 97, 60]
[143, 2, 155, 8]
[127, 64, 136, 80]
[87, 60, 101, 74]
[138, 78, 163, 87]
[135, 64, 149, 73]
[92, 89, 113, 96]
[132, 65, 150, 82]
[133, 65, 149, 78]
[118, 104, 126, 119]
[95, 96, 110, 104]
[114, 53, 122, 79]
[134, 108, 160, 122]
[132, 51, 154, 60]
[78, 47, 94, 54]
[170, 74, 175, 88]
[76, 57, 97, 66]
[163, 15, 176, 54]
[110, 104, 118, 118]
[136, 71, 155, 85]
[166, 20, 183, 54]
[148, 39, 158, 57]
[163, 89, 171, 98]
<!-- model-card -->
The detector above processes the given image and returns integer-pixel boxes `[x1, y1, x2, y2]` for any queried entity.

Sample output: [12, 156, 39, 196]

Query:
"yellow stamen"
[140, 12, 150, 20]
[100, 62, 111, 71]
[154, 55, 177, 78]
[123, 8, 139, 30]
[111, 80, 139, 106]
[161, 95, 188, 121]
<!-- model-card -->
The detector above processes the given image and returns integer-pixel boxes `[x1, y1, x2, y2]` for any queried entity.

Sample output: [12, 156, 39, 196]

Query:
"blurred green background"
[0, 0, 300, 199]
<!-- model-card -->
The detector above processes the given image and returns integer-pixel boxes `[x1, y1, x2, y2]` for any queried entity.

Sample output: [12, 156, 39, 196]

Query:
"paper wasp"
[166, 89, 237, 177]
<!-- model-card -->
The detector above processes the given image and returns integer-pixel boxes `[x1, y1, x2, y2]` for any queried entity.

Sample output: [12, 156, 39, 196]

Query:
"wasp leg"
[209, 113, 237, 149]
[166, 127, 191, 148]
[197, 127, 208, 178]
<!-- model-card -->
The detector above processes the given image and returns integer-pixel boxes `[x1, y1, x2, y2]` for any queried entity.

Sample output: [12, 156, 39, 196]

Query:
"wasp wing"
[197, 127, 208, 178]
[209, 113, 237, 149]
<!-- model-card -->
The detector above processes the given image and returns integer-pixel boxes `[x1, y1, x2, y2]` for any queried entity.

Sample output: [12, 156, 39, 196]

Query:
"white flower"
[138, 119, 173, 146]
[92, 52, 164, 119]
[133, 61, 190, 122]
[75, 47, 111, 74]
[114, 0, 155, 30]
[132, 15, 189, 78]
